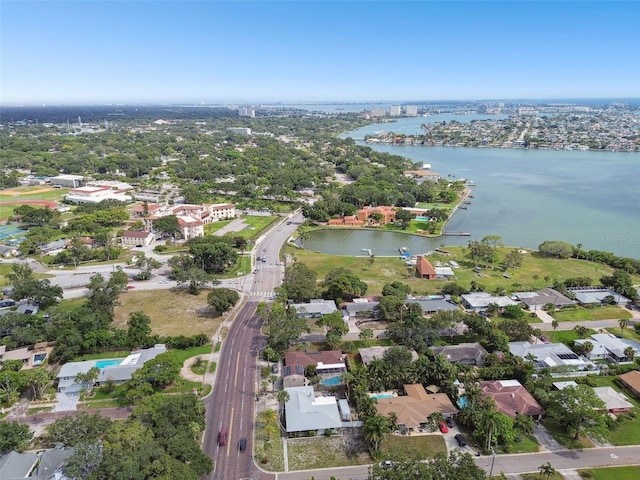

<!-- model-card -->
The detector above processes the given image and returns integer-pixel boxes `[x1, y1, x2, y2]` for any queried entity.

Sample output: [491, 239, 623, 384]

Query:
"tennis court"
[0, 224, 27, 241]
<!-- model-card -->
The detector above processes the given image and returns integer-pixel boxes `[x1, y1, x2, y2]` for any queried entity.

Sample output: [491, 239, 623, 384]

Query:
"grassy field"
[290, 246, 626, 297]
[0, 186, 68, 200]
[203, 219, 233, 235]
[520, 473, 564, 480]
[112, 289, 222, 337]
[546, 328, 598, 344]
[286, 434, 373, 470]
[551, 306, 632, 322]
[379, 433, 447, 460]
[578, 466, 640, 480]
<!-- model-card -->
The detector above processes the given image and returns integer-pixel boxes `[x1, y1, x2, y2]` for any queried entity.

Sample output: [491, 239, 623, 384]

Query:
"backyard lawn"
[113, 289, 222, 337]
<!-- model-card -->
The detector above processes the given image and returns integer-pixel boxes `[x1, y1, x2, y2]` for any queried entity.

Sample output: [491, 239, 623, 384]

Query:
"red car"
[439, 421, 449, 433]
[218, 429, 227, 446]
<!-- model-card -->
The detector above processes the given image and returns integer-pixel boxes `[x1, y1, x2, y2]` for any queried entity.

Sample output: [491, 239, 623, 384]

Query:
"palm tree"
[551, 319, 559, 332]
[544, 275, 551, 287]
[624, 346, 635, 362]
[514, 413, 535, 441]
[359, 328, 374, 346]
[619, 318, 629, 335]
[533, 274, 539, 289]
[362, 414, 391, 453]
[269, 374, 278, 392]
[538, 461, 556, 480]
[277, 389, 290, 407]
[582, 341, 594, 358]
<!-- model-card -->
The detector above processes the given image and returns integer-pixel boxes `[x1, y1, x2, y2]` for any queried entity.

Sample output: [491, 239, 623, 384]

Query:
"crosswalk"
[248, 291, 275, 297]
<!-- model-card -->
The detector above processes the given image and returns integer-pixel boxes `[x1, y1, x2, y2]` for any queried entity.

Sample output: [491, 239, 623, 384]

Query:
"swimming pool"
[415, 216, 430, 222]
[321, 376, 342, 386]
[457, 396, 468, 408]
[95, 359, 122, 369]
[370, 393, 395, 400]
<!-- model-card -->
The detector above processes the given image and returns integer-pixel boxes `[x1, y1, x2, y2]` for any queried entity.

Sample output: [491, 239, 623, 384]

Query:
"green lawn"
[579, 466, 640, 480]
[204, 219, 233, 235]
[290, 246, 630, 297]
[378, 433, 447, 461]
[542, 420, 594, 449]
[520, 473, 564, 480]
[499, 435, 539, 454]
[545, 329, 597, 344]
[0, 188, 68, 201]
[551, 306, 632, 322]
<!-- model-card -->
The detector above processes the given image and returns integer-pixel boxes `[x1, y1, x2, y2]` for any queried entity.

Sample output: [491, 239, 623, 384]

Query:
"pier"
[442, 232, 471, 236]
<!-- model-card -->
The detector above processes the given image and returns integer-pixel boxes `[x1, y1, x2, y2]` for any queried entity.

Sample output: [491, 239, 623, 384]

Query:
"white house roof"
[592, 387, 634, 411]
[462, 292, 518, 309]
[588, 334, 640, 359]
[509, 341, 592, 369]
[284, 386, 342, 433]
[568, 287, 630, 305]
[290, 299, 338, 316]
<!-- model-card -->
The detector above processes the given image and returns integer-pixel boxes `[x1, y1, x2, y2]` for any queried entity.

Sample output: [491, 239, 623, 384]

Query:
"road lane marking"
[227, 407, 234, 456]
[234, 351, 240, 386]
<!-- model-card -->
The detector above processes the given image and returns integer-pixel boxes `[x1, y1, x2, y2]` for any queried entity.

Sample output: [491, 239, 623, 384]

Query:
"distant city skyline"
[1, 1, 638, 105]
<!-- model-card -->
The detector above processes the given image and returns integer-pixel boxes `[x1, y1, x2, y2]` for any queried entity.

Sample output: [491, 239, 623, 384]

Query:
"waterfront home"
[283, 386, 342, 436]
[416, 256, 437, 279]
[356, 205, 397, 225]
[374, 384, 458, 432]
[326, 215, 364, 227]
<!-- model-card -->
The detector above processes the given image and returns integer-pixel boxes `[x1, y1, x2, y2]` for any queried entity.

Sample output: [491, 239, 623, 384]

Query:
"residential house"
[575, 334, 640, 363]
[282, 364, 309, 388]
[284, 350, 345, 377]
[434, 266, 455, 279]
[57, 344, 167, 392]
[289, 299, 338, 318]
[416, 256, 437, 279]
[0, 245, 18, 257]
[405, 297, 460, 314]
[16, 303, 39, 315]
[461, 292, 518, 312]
[358, 346, 418, 367]
[343, 300, 379, 320]
[121, 230, 154, 247]
[327, 215, 364, 227]
[567, 286, 630, 306]
[514, 288, 576, 310]
[432, 343, 488, 367]
[593, 387, 633, 414]
[509, 341, 594, 370]
[619, 370, 640, 399]
[0, 447, 75, 480]
[479, 379, 544, 419]
[374, 384, 458, 431]
[41, 239, 68, 255]
[356, 206, 397, 225]
[283, 386, 342, 435]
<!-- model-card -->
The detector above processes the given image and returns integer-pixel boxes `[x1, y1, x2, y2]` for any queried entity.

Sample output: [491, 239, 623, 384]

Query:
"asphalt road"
[201, 212, 302, 480]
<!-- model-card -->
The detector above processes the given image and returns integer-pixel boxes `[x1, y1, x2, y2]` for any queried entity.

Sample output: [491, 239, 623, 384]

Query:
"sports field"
[0, 186, 67, 220]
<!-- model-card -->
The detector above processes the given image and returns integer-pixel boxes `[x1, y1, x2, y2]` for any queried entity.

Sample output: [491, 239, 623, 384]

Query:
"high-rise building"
[389, 105, 401, 116]
[404, 105, 418, 116]
[238, 107, 255, 118]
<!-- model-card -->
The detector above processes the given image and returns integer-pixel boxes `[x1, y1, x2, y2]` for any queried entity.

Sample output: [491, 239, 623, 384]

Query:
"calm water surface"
[304, 121, 640, 259]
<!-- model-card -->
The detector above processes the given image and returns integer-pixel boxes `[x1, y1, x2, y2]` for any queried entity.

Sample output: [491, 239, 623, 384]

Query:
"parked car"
[218, 429, 227, 446]
[379, 460, 394, 469]
[439, 421, 449, 433]
[271, 364, 279, 374]
[0, 300, 16, 307]
[445, 417, 454, 428]
[238, 438, 247, 451]
[455, 433, 467, 447]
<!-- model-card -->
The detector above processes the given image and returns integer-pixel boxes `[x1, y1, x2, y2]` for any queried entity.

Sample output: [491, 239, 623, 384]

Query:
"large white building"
[404, 105, 418, 116]
[132, 202, 235, 241]
[238, 107, 255, 118]
[50, 174, 85, 188]
[389, 105, 402, 116]
[64, 186, 132, 204]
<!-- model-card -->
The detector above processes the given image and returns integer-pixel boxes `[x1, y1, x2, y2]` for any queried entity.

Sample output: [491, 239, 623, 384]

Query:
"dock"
[442, 232, 471, 236]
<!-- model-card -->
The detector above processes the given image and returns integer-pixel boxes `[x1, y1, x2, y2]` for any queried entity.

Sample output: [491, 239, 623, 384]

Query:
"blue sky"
[1, 1, 638, 104]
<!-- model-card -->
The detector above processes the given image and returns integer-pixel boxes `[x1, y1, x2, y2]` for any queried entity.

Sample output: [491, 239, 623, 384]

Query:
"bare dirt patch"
[0, 187, 55, 196]
[113, 289, 222, 337]
[286, 429, 372, 470]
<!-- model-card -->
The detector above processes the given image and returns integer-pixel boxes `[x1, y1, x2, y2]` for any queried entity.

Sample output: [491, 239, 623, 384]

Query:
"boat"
[463, 201, 472, 205]
[459, 206, 468, 210]
[465, 180, 476, 186]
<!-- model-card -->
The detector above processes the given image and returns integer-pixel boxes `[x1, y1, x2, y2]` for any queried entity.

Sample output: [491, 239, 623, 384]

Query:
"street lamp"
[489, 449, 497, 477]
